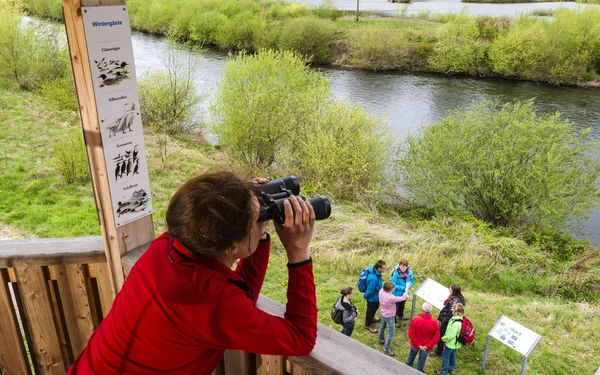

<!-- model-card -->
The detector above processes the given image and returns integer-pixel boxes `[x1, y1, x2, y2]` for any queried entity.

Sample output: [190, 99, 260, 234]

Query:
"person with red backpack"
[433, 284, 465, 356]
[436, 303, 466, 375]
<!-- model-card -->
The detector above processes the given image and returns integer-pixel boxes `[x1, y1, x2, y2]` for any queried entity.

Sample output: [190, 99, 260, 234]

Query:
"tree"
[396, 99, 600, 235]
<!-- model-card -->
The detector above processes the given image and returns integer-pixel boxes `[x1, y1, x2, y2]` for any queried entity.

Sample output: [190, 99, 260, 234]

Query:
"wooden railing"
[1, 237, 422, 375]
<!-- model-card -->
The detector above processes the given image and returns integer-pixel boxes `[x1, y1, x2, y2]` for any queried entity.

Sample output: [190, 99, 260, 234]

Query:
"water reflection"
[131, 31, 599, 244]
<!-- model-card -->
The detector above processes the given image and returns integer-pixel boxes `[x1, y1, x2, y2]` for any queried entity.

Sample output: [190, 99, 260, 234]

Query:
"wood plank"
[0, 237, 105, 268]
[117, 215, 154, 254]
[55, 265, 95, 358]
[256, 296, 423, 375]
[82, 0, 125, 6]
[0, 269, 30, 375]
[257, 355, 285, 375]
[62, 0, 125, 296]
[211, 359, 225, 375]
[8, 267, 16, 282]
[93, 262, 114, 317]
[121, 241, 151, 273]
[14, 266, 65, 375]
[292, 363, 311, 375]
[46, 279, 72, 366]
[223, 350, 253, 375]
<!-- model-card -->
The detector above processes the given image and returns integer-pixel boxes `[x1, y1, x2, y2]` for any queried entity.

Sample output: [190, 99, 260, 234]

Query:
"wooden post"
[61, 0, 154, 299]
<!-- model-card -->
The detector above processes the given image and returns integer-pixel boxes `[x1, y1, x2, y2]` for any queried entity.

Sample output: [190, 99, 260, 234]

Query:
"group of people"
[335, 259, 468, 374]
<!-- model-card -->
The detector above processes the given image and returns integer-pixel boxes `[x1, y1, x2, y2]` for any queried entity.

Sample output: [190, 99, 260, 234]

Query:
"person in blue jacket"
[392, 258, 414, 327]
[364, 260, 386, 333]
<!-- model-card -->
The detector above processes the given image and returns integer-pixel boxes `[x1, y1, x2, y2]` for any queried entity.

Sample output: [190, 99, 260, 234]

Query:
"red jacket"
[68, 232, 317, 374]
[408, 313, 440, 351]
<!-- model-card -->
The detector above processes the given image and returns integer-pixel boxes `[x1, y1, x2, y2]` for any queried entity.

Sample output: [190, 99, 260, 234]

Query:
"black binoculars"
[256, 176, 331, 225]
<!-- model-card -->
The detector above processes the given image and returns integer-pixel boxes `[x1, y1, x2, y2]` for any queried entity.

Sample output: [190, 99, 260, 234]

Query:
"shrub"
[396, 99, 600, 238]
[138, 51, 203, 134]
[312, 0, 340, 21]
[347, 27, 414, 71]
[51, 128, 89, 184]
[215, 11, 265, 51]
[212, 49, 392, 197]
[428, 15, 489, 75]
[278, 17, 338, 64]
[40, 75, 78, 112]
[211, 49, 330, 171]
[0, 1, 70, 90]
[279, 101, 393, 198]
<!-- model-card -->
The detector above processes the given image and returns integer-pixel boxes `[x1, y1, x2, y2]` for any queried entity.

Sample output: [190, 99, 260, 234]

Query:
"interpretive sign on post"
[82, 5, 152, 227]
[482, 316, 542, 375]
[410, 277, 448, 318]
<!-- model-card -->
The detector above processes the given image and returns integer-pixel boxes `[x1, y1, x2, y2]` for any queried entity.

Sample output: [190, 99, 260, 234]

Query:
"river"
[132, 31, 600, 245]
[292, 0, 598, 17]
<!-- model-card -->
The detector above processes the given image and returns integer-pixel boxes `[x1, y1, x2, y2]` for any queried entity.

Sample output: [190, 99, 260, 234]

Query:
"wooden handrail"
[0, 236, 106, 267]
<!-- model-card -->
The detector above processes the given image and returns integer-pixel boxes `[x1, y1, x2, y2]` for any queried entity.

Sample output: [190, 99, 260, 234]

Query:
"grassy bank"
[2, 86, 600, 374]
[20, 0, 600, 86]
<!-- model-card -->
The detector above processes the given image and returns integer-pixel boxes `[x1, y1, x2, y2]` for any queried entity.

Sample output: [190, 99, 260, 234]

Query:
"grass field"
[1, 87, 599, 374]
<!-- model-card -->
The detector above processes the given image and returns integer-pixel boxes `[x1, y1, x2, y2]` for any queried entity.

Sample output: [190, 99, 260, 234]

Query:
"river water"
[293, 0, 598, 17]
[131, 29, 600, 244]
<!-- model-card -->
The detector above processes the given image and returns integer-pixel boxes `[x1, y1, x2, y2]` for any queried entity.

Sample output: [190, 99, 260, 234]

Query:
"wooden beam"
[55, 264, 96, 358]
[0, 269, 30, 375]
[14, 266, 65, 375]
[93, 262, 115, 317]
[223, 351, 253, 375]
[257, 355, 285, 375]
[62, 0, 154, 299]
[0, 237, 105, 268]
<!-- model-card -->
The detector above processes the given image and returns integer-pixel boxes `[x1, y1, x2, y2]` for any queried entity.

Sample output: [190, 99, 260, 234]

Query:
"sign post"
[481, 315, 542, 375]
[62, 0, 155, 300]
[410, 277, 448, 318]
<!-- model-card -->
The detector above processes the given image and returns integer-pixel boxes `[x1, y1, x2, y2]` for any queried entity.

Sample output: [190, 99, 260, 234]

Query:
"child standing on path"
[378, 281, 408, 356]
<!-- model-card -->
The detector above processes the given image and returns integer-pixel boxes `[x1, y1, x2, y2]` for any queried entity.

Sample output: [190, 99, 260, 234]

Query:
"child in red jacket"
[407, 302, 441, 372]
[68, 172, 318, 375]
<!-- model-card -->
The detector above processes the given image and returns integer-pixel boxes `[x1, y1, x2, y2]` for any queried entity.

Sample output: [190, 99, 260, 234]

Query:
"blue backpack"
[357, 267, 370, 293]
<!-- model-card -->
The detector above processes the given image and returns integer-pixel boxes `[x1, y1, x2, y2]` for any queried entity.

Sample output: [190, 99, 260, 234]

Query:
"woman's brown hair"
[340, 287, 353, 296]
[383, 281, 395, 292]
[166, 171, 256, 258]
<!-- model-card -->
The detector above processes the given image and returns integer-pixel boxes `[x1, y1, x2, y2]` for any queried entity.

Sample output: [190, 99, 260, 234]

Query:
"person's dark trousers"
[406, 346, 429, 372]
[395, 300, 407, 321]
[435, 320, 448, 355]
[365, 301, 379, 327]
[341, 322, 355, 337]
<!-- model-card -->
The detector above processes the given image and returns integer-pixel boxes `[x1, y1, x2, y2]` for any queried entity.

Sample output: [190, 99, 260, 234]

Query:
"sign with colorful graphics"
[414, 278, 449, 310]
[490, 316, 541, 356]
[82, 5, 152, 227]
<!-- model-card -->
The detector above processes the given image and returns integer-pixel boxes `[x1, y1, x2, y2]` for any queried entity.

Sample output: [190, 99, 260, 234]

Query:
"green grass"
[2, 87, 600, 374]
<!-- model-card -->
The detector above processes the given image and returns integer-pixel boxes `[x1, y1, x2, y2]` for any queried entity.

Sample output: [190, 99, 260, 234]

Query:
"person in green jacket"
[435, 303, 465, 375]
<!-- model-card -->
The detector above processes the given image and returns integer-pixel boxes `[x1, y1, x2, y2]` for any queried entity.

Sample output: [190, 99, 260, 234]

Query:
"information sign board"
[82, 6, 152, 227]
[414, 277, 449, 310]
[490, 316, 541, 356]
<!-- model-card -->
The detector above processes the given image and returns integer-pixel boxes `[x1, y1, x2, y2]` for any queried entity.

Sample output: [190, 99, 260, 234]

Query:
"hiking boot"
[373, 317, 381, 323]
[382, 349, 395, 357]
[366, 326, 378, 333]
[430, 352, 441, 357]
[401, 316, 410, 321]
[434, 370, 447, 375]
[395, 322, 401, 328]
[378, 340, 385, 345]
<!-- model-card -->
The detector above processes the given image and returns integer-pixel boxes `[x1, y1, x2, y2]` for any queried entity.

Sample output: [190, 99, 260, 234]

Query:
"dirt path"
[0, 223, 32, 240]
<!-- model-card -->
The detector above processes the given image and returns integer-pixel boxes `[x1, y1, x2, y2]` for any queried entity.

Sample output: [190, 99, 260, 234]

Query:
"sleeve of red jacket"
[200, 260, 317, 356]
[234, 236, 270, 303]
[426, 323, 441, 351]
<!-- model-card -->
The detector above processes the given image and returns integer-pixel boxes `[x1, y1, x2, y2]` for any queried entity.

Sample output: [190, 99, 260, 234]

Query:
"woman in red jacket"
[68, 171, 318, 375]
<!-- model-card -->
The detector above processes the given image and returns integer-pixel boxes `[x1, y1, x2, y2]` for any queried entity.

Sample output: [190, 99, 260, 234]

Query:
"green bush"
[215, 11, 265, 51]
[312, 0, 341, 21]
[51, 128, 89, 184]
[397, 99, 600, 238]
[0, 1, 70, 90]
[211, 49, 392, 197]
[40, 75, 78, 112]
[428, 15, 489, 75]
[278, 17, 338, 64]
[211, 49, 330, 171]
[347, 27, 415, 71]
[279, 101, 393, 198]
[21, 0, 62, 21]
[138, 51, 203, 134]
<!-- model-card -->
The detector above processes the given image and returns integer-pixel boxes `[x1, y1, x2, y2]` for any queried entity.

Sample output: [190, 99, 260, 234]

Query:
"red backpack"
[455, 317, 475, 346]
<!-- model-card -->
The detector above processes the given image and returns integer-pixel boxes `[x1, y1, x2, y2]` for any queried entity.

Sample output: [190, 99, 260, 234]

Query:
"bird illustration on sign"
[103, 102, 139, 138]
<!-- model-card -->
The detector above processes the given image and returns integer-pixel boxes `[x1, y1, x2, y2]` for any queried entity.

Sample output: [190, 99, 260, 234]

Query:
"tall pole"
[62, 0, 155, 300]
[356, 0, 360, 21]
